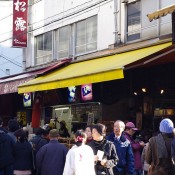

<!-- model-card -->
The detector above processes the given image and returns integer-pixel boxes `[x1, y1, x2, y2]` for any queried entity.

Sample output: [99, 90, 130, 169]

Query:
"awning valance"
[147, 4, 175, 22]
[18, 42, 171, 94]
[0, 60, 69, 95]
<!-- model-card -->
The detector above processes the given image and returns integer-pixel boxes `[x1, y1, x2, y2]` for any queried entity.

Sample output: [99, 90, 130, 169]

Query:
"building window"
[127, 1, 141, 42]
[76, 16, 97, 55]
[35, 31, 52, 65]
[56, 26, 70, 59]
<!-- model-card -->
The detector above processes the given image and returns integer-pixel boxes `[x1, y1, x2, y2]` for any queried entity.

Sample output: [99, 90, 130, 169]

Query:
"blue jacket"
[36, 140, 68, 175]
[107, 132, 134, 175]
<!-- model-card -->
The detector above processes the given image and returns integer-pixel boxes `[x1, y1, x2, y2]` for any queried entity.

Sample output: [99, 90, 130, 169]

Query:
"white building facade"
[25, 0, 174, 70]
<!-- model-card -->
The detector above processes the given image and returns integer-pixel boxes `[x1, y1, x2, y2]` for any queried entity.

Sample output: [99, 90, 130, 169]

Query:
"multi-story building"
[1, 0, 175, 132]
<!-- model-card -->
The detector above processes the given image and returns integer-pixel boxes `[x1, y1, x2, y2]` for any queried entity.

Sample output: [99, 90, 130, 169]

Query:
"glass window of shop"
[75, 15, 97, 55]
[56, 25, 70, 59]
[35, 31, 53, 65]
[127, 1, 141, 42]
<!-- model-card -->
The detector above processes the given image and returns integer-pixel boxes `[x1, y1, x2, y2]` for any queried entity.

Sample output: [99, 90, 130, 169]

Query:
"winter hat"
[49, 129, 59, 138]
[92, 123, 106, 136]
[159, 118, 174, 133]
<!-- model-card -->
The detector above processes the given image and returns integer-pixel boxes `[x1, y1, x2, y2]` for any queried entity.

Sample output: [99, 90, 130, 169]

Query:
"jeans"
[133, 169, 143, 175]
[0, 165, 13, 175]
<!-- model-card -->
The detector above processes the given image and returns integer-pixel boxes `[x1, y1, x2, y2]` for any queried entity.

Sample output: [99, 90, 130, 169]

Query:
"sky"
[0, 0, 23, 78]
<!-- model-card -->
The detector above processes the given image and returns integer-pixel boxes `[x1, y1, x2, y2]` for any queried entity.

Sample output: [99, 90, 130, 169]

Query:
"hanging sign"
[12, 0, 28, 47]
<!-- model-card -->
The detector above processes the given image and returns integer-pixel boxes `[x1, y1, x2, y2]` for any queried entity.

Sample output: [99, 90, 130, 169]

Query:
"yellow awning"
[147, 4, 175, 22]
[18, 42, 171, 94]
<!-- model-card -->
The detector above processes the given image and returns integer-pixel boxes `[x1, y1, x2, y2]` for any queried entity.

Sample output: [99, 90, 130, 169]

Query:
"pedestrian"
[89, 123, 118, 175]
[63, 129, 95, 175]
[59, 120, 70, 138]
[36, 129, 68, 175]
[85, 125, 93, 144]
[0, 117, 8, 133]
[146, 118, 175, 175]
[124, 122, 145, 175]
[107, 120, 134, 175]
[141, 143, 150, 175]
[0, 129, 15, 175]
[8, 119, 20, 142]
[13, 129, 33, 175]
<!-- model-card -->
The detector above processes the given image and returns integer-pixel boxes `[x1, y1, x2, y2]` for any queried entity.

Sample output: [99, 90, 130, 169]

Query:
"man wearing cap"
[146, 118, 175, 175]
[107, 120, 134, 175]
[36, 129, 68, 175]
[124, 122, 145, 175]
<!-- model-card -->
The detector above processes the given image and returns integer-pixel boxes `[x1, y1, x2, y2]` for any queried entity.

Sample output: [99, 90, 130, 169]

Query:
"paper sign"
[97, 150, 104, 161]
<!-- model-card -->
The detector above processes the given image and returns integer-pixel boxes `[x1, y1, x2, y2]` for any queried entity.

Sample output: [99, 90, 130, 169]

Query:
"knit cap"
[159, 118, 174, 133]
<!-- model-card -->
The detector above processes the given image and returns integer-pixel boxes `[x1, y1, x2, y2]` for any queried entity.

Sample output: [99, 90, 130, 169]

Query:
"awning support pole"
[172, 12, 175, 44]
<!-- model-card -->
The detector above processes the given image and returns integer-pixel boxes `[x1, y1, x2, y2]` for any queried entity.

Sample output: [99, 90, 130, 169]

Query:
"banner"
[12, 0, 28, 47]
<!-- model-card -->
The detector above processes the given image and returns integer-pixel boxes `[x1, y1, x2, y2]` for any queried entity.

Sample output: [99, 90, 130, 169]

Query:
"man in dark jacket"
[0, 130, 15, 175]
[36, 129, 68, 175]
[107, 120, 134, 175]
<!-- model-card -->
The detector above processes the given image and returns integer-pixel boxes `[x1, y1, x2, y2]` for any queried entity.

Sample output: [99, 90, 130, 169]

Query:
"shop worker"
[124, 122, 145, 175]
[146, 118, 175, 175]
[36, 129, 68, 175]
[107, 120, 134, 175]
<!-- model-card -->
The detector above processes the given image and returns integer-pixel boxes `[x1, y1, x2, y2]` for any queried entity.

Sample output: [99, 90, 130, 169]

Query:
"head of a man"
[113, 120, 125, 137]
[159, 118, 174, 134]
[125, 122, 138, 136]
[49, 129, 59, 140]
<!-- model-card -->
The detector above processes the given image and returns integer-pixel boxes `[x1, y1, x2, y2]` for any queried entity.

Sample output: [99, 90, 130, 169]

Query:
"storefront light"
[55, 107, 69, 111]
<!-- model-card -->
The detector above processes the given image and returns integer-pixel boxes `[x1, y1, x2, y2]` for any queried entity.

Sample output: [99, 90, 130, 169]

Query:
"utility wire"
[0, 54, 22, 67]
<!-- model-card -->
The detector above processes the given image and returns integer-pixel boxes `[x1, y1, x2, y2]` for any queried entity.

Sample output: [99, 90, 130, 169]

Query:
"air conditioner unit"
[121, 0, 128, 3]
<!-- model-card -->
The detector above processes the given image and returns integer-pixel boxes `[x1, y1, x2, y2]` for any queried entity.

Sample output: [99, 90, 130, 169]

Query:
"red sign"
[12, 0, 28, 47]
[81, 84, 93, 101]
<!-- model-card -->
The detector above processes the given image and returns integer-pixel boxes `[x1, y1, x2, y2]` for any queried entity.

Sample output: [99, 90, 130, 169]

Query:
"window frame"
[75, 15, 97, 56]
[126, 1, 141, 42]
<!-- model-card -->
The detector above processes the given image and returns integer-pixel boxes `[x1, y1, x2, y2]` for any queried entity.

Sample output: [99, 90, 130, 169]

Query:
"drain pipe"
[114, 0, 121, 45]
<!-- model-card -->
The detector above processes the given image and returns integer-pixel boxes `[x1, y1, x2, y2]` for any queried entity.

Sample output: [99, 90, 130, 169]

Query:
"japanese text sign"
[12, 0, 28, 47]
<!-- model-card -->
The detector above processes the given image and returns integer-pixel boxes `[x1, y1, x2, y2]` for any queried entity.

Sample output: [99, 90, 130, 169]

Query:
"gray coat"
[36, 139, 68, 175]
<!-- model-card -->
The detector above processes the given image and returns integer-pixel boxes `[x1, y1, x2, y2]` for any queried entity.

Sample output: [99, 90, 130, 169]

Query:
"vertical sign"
[13, 0, 28, 47]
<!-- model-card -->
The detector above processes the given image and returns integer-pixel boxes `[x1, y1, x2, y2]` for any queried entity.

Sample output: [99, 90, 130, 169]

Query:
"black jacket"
[0, 131, 15, 169]
[88, 139, 118, 175]
[13, 141, 33, 170]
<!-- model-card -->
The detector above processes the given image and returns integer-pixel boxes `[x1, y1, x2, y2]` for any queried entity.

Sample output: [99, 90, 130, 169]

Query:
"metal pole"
[172, 12, 175, 44]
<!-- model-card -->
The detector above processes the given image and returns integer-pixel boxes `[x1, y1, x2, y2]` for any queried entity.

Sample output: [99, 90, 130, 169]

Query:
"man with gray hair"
[107, 120, 134, 175]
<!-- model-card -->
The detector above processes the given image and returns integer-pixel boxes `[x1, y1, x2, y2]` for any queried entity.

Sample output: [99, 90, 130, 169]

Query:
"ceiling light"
[142, 88, 146, 93]
[134, 92, 137, 95]
[160, 89, 164, 94]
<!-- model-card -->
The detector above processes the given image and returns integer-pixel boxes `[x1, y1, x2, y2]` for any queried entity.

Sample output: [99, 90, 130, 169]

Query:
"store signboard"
[68, 86, 77, 102]
[12, 0, 28, 47]
[81, 84, 93, 101]
[23, 92, 32, 107]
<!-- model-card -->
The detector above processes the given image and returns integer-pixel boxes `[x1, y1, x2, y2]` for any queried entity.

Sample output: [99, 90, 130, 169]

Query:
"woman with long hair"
[63, 129, 95, 175]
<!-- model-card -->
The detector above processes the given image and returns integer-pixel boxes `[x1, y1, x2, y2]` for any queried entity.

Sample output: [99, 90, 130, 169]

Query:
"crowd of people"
[0, 117, 175, 175]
